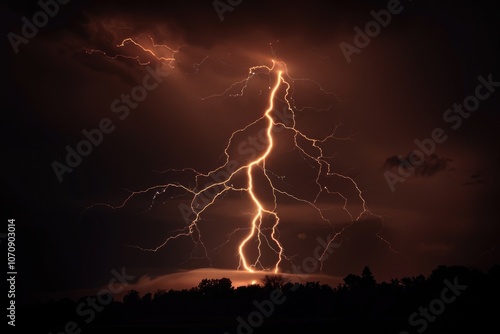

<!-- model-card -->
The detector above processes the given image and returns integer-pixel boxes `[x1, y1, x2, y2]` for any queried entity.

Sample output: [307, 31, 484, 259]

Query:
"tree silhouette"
[197, 277, 233, 296]
[123, 289, 140, 305]
[261, 274, 288, 290]
[343, 273, 361, 289]
[360, 266, 376, 287]
[141, 292, 152, 304]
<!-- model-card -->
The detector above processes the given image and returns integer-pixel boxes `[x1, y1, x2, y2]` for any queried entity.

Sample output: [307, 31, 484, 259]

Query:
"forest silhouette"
[25, 264, 499, 333]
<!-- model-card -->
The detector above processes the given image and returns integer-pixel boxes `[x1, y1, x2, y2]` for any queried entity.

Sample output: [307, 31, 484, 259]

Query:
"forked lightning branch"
[79, 35, 400, 274]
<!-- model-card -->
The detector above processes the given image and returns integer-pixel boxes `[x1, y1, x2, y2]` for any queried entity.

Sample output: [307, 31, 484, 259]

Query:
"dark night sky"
[2, 0, 500, 304]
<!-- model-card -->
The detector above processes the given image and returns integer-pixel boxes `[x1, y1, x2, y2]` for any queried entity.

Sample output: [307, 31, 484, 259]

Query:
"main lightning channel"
[85, 35, 402, 274]
[239, 68, 283, 273]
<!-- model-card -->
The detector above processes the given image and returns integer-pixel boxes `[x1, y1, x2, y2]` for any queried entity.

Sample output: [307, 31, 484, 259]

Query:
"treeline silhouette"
[24, 264, 499, 333]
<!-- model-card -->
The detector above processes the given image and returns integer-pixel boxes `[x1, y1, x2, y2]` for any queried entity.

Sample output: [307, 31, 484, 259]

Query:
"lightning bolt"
[85, 34, 401, 274]
[237, 65, 283, 273]
[86, 34, 180, 67]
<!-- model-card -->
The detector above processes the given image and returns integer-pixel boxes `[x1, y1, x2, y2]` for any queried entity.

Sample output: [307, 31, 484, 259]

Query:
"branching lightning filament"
[86, 35, 400, 274]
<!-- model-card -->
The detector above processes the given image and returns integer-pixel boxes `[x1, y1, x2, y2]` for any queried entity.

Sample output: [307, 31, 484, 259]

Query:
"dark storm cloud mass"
[384, 153, 450, 177]
[462, 171, 484, 186]
[3, 0, 500, 302]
